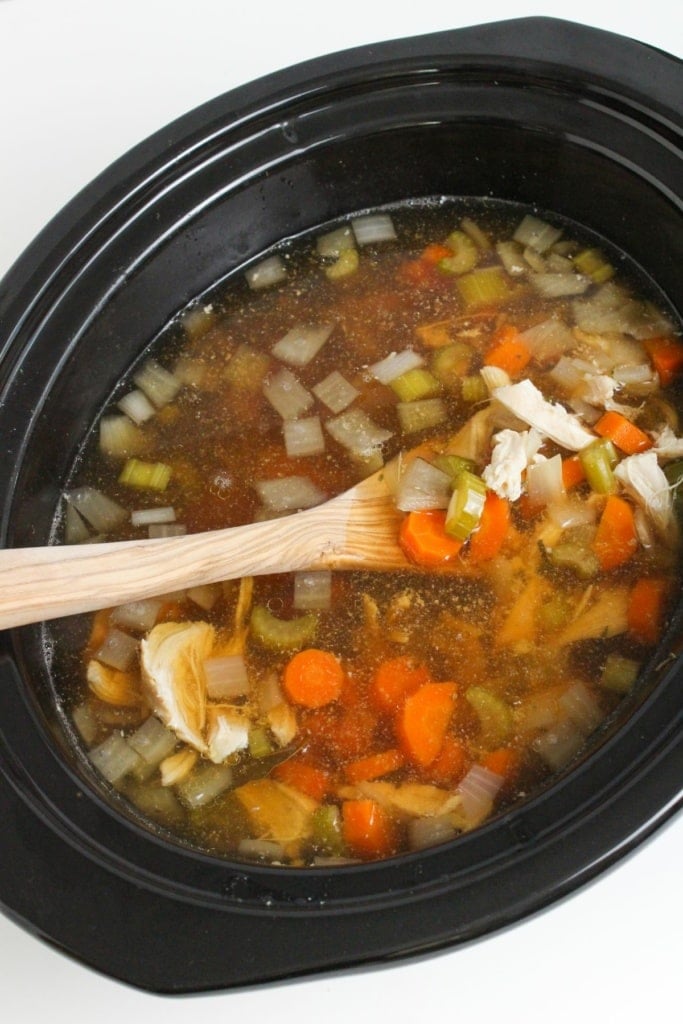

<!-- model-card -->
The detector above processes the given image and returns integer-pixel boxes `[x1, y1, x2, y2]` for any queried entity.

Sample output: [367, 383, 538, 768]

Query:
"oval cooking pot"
[0, 17, 681, 993]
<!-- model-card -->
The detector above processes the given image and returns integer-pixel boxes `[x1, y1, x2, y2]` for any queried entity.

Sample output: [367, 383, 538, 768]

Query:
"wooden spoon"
[0, 461, 413, 630]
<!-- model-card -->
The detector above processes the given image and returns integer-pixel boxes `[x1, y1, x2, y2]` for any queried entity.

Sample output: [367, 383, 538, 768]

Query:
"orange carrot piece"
[371, 655, 432, 713]
[593, 495, 639, 571]
[344, 748, 405, 784]
[426, 736, 469, 787]
[282, 648, 345, 708]
[482, 747, 520, 785]
[562, 455, 587, 491]
[273, 755, 332, 802]
[421, 242, 453, 265]
[642, 336, 683, 387]
[397, 681, 458, 768]
[594, 411, 653, 455]
[627, 577, 669, 645]
[483, 325, 532, 378]
[342, 799, 397, 860]
[399, 510, 464, 567]
[86, 608, 111, 655]
[468, 491, 511, 562]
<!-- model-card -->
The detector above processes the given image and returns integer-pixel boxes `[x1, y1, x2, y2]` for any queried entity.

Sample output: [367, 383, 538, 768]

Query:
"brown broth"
[53, 199, 682, 866]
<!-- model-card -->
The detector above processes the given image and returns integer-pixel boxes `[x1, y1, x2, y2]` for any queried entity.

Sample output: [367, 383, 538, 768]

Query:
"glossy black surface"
[0, 18, 681, 992]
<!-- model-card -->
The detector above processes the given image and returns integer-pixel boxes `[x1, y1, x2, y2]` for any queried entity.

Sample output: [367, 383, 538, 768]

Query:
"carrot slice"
[642, 336, 683, 387]
[627, 577, 669, 645]
[421, 242, 453, 265]
[273, 755, 332, 802]
[562, 454, 586, 491]
[371, 655, 431, 713]
[397, 681, 458, 768]
[593, 494, 639, 571]
[481, 747, 520, 786]
[344, 748, 405, 784]
[594, 411, 652, 455]
[468, 491, 510, 562]
[399, 510, 464, 567]
[426, 735, 469, 787]
[282, 648, 345, 708]
[483, 325, 531, 378]
[342, 799, 397, 860]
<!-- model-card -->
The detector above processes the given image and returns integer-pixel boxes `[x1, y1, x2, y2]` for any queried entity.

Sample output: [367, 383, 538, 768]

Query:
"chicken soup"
[52, 199, 682, 865]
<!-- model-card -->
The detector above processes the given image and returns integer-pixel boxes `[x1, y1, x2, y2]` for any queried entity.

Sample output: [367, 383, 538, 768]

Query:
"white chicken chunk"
[651, 425, 683, 462]
[614, 451, 676, 541]
[206, 707, 250, 763]
[140, 620, 215, 752]
[492, 379, 595, 450]
[483, 428, 543, 500]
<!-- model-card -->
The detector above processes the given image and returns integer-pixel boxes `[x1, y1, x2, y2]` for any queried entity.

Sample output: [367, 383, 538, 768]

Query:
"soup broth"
[52, 199, 682, 866]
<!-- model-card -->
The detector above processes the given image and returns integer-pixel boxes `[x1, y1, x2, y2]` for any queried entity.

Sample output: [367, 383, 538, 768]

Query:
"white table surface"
[1, 0, 681, 1019]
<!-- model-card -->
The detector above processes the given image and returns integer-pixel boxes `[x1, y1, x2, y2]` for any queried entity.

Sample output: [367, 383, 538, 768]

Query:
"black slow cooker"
[0, 18, 681, 993]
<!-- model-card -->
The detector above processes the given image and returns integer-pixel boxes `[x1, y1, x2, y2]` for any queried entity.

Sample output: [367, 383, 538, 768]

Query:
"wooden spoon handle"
[0, 482, 405, 630]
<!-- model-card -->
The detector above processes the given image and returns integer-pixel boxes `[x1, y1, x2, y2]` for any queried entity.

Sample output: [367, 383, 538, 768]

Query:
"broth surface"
[52, 199, 682, 865]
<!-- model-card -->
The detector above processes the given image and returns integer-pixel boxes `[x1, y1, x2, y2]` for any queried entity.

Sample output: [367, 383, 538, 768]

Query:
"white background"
[0, 0, 681, 1019]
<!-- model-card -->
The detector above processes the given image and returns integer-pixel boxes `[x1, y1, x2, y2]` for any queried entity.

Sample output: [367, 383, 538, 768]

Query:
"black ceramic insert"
[0, 18, 681, 992]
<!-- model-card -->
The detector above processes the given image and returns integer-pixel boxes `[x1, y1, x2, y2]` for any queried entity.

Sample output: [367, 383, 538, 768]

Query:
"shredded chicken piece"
[205, 705, 250, 763]
[483, 427, 543, 500]
[556, 588, 630, 646]
[651, 425, 683, 462]
[492, 379, 595, 450]
[614, 451, 676, 541]
[140, 620, 215, 751]
[234, 778, 318, 844]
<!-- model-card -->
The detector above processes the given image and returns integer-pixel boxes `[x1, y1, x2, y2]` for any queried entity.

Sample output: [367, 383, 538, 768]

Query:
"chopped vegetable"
[594, 410, 653, 454]
[397, 682, 457, 768]
[399, 510, 464, 566]
[642, 336, 683, 386]
[592, 494, 638, 571]
[445, 470, 487, 541]
[282, 648, 345, 708]
[579, 439, 618, 494]
[627, 577, 668, 645]
[456, 266, 510, 307]
[484, 325, 532, 378]
[341, 798, 397, 859]
[119, 458, 172, 491]
[371, 656, 432, 713]
[468, 491, 510, 562]
[250, 605, 318, 651]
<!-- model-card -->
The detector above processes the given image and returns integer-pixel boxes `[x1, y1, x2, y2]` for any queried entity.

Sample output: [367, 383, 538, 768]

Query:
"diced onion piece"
[176, 763, 234, 808]
[66, 486, 128, 533]
[408, 815, 458, 851]
[131, 506, 176, 527]
[203, 654, 250, 700]
[520, 318, 575, 362]
[351, 213, 397, 246]
[256, 475, 326, 512]
[531, 272, 591, 298]
[134, 359, 181, 408]
[257, 671, 284, 713]
[316, 225, 356, 258]
[224, 343, 271, 390]
[533, 719, 586, 769]
[313, 370, 359, 412]
[187, 583, 220, 611]
[395, 457, 451, 511]
[160, 748, 198, 787]
[283, 416, 326, 458]
[181, 303, 215, 340]
[526, 454, 565, 507]
[513, 214, 563, 253]
[522, 246, 546, 272]
[237, 838, 286, 862]
[89, 733, 142, 784]
[262, 367, 314, 420]
[117, 389, 156, 424]
[325, 408, 393, 456]
[613, 364, 656, 387]
[245, 254, 287, 290]
[128, 715, 177, 765]
[99, 415, 146, 458]
[547, 497, 598, 530]
[495, 240, 526, 276]
[149, 523, 187, 538]
[173, 355, 208, 388]
[293, 570, 332, 610]
[456, 764, 504, 823]
[397, 397, 447, 434]
[64, 502, 91, 544]
[369, 348, 424, 385]
[272, 323, 334, 367]
[559, 681, 603, 734]
[111, 599, 163, 633]
[72, 702, 99, 745]
[95, 628, 139, 671]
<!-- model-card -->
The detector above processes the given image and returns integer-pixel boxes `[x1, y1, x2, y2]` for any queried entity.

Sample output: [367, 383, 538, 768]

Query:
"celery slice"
[445, 471, 487, 540]
[430, 341, 473, 385]
[390, 367, 441, 402]
[579, 439, 618, 494]
[600, 653, 640, 693]
[457, 267, 510, 308]
[574, 248, 615, 283]
[311, 805, 344, 856]
[438, 230, 479, 274]
[250, 605, 318, 651]
[465, 687, 513, 747]
[248, 726, 275, 759]
[433, 454, 475, 484]
[325, 248, 359, 281]
[119, 458, 172, 491]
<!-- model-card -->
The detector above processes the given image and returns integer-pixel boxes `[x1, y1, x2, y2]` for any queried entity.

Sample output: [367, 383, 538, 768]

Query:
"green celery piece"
[430, 340, 473, 385]
[248, 726, 275, 759]
[433, 454, 475, 485]
[445, 470, 487, 540]
[119, 458, 172, 491]
[325, 248, 359, 281]
[461, 374, 488, 403]
[250, 605, 317, 651]
[311, 805, 344, 856]
[543, 539, 600, 579]
[579, 438, 618, 494]
[390, 367, 441, 402]
[456, 267, 510, 308]
[600, 653, 640, 694]
[574, 248, 615, 283]
[465, 687, 513, 747]
[440, 230, 479, 274]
